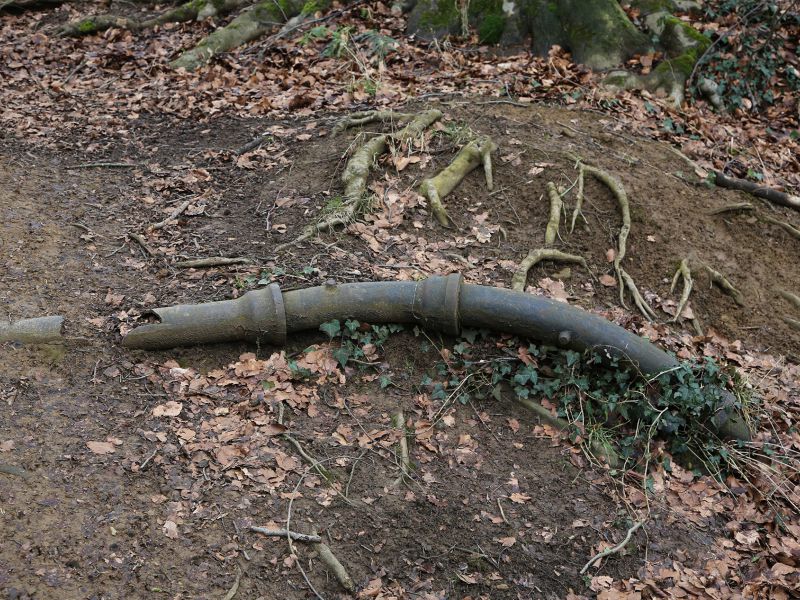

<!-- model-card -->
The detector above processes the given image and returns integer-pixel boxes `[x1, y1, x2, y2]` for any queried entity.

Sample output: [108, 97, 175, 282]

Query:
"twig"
[249, 526, 321, 543]
[496, 498, 508, 524]
[580, 521, 643, 574]
[173, 257, 252, 268]
[282, 434, 336, 484]
[234, 134, 269, 155]
[139, 447, 158, 471]
[66, 162, 140, 169]
[128, 232, 156, 257]
[150, 199, 193, 230]
[221, 567, 242, 600]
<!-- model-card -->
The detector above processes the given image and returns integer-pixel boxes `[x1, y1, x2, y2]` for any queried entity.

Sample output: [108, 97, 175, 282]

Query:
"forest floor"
[1, 2, 799, 600]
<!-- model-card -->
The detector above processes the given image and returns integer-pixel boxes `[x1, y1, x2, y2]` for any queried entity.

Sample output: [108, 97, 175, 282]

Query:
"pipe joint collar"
[413, 274, 463, 336]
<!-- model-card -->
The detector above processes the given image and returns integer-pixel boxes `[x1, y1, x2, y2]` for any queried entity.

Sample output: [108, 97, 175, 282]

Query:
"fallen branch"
[173, 257, 252, 268]
[714, 171, 800, 212]
[150, 199, 193, 231]
[277, 109, 442, 249]
[704, 266, 745, 307]
[420, 135, 497, 226]
[669, 258, 693, 323]
[511, 249, 587, 291]
[580, 521, 643, 574]
[249, 526, 322, 543]
[312, 529, 355, 593]
[234, 134, 269, 156]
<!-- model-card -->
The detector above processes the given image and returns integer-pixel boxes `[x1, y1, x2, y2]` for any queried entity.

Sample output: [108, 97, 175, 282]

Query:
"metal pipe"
[121, 274, 749, 440]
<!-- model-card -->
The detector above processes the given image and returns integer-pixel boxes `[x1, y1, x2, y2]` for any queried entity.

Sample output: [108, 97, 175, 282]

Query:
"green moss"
[478, 14, 505, 43]
[77, 19, 96, 33]
[417, 0, 459, 31]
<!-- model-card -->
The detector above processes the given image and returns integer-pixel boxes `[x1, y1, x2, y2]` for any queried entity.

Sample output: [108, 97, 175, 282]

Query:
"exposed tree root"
[709, 202, 753, 215]
[420, 135, 496, 227]
[312, 530, 356, 593]
[60, 0, 249, 36]
[578, 160, 655, 320]
[669, 258, 693, 323]
[511, 249, 587, 291]
[570, 161, 588, 233]
[777, 289, 800, 310]
[277, 110, 442, 250]
[249, 526, 321, 543]
[173, 257, 252, 268]
[391, 410, 411, 485]
[704, 266, 745, 307]
[619, 268, 658, 320]
[171, 0, 329, 71]
[332, 111, 415, 134]
[0, 0, 62, 10]
[763, 216, 800, 240]
[714, 171, 800, 212]
[544, 182, 563, 245]
[783, 316, 800, 331]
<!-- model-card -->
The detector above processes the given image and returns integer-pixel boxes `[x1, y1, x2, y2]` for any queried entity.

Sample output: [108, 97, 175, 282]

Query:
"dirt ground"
[1, 102, 798, 599]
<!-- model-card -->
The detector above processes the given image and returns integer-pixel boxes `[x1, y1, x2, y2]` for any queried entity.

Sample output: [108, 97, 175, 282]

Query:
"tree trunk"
[406, 0, 650, 69]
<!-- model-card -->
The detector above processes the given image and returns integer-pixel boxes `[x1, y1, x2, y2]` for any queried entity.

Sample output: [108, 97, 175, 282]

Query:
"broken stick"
[420, 135, 497, 227]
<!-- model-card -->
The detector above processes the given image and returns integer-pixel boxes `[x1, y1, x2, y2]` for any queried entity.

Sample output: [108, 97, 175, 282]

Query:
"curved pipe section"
[122, 274, 748, 440]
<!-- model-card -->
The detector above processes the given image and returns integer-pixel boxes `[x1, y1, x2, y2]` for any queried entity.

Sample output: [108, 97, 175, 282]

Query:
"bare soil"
[1, 102, 797, 598]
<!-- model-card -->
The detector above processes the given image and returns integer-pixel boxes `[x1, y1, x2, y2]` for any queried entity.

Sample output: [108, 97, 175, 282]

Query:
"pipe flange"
[244, 283, 287, 345]
[413, 273, 463, 336]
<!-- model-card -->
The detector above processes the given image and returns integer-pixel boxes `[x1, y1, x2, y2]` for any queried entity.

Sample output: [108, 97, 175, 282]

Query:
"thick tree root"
[714, 171, 800, 212]
[783, 316, 800, 331]
[171, 0, 328, 71]
[777, 289, 800, 310]
[704, 266, 745, 307]
[60, 0, 249, 36]
[511, 249, 587, 291]
[669, 258, 693, 322]
[709, 202, 753, 215]
[544, 182, 563, 245]
[277, 110, 442, 250]
[420, 135, 496, 227]
[332, 111, 415, 134]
